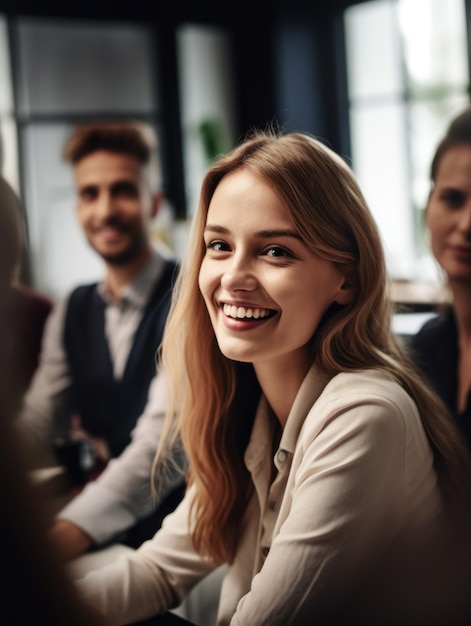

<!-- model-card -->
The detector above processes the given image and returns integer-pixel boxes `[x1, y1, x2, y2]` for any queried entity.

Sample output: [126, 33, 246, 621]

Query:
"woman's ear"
[335, 279, 355, 306]
[334, 269, 356, 306]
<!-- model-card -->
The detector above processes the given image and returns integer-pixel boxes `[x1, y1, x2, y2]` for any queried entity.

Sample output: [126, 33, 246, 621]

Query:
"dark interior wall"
[272, 9, 350, 156]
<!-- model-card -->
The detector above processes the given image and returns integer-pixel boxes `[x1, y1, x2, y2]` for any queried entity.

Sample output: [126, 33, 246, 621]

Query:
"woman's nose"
[220, 256, 257, 291]
[458, 203, 471, 234]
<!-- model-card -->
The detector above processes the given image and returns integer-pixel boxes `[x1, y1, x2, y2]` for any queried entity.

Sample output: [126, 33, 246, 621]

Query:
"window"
[0, 15, 19, 193]
[8, 17, 161, 298]
[1, 17, 238, 297]
[176, 24, 236, 217]
[344, 0, 470, 282]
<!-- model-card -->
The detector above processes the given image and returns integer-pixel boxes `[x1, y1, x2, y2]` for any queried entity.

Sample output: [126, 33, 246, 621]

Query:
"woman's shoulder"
[322, 368, 412, 404]
[305, 368, 419, 433]
[295, 369, 431, 475]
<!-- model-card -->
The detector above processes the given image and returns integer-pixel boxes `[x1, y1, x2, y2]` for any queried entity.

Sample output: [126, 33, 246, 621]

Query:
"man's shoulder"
[159, 257, 179, 278]
[68, 282, 99, 297]
[147, 259, 179, 299]
[64, 282, 101, 317]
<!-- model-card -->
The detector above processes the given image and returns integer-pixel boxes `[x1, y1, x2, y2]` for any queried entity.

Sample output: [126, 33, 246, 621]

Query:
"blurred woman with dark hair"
[409, 107, 471, 451]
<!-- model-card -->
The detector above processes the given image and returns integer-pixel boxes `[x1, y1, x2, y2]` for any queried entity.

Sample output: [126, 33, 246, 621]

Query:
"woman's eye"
[265, 246, 290, 258]
[207, 240, 230, 252]
[440, 190, 466, 208]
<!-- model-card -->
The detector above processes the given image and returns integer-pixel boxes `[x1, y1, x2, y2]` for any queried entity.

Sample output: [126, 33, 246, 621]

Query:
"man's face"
[74, 150, 158, 265]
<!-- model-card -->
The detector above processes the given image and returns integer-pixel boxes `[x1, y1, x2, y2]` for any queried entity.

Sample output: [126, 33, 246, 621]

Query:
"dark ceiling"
[0, 0, 355, 25]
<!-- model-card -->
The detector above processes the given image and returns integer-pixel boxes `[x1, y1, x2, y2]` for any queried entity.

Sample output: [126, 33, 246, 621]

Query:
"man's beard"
[89, 231, 148, 266]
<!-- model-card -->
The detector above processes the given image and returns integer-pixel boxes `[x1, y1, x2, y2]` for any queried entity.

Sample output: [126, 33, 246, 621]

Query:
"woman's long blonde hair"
[156, 129, 471, 565]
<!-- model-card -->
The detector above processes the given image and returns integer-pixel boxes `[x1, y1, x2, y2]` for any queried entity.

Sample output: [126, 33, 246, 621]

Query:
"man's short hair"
[64, 120, 161, 190]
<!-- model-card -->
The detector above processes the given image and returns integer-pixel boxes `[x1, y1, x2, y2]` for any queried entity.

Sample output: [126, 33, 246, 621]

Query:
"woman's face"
[427, 145, 471, 286]
[198, 169, 351, 378]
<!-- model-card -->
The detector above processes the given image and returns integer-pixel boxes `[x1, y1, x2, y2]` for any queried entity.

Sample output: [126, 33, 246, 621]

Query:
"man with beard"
[17, 121, 186, 563]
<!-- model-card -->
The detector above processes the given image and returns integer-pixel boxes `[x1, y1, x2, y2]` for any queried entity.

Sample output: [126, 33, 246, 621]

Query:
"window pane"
[399, 0, 469, 93]
[21, 123, 103, 298]
[345, 0, 402, 101]
[15, 19, 157, 116]
[344, 0, 470, 282]
[350, 101, 415, 278]
[177, 24, 236, 216]
[0, 15, 13, 114]
[0, 15, 18, 191]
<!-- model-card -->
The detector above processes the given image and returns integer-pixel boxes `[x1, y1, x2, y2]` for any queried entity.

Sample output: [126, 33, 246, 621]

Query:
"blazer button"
[277, 449, 287, 464]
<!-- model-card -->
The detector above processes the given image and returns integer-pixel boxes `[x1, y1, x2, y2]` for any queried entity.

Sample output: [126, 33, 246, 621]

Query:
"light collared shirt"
[17, 246, 184, 545]
[95, 247, 166, 378]
[76, 367, 445, 625]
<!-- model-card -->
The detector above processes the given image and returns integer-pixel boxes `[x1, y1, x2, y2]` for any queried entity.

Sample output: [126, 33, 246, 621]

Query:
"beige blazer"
[78, 367, 449, 625]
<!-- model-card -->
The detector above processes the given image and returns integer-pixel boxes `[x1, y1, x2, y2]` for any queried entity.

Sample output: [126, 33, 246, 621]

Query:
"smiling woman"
[76, 129, 471, 626]
[198, 168, 352, 419]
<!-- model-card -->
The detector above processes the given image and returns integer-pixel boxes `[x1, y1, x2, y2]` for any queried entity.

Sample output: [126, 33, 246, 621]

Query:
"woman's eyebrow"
[204, 225, 302, 240]
[258, 229, 302, 240]
[204, 224, 228, 234]
[438, 185, 464, 192]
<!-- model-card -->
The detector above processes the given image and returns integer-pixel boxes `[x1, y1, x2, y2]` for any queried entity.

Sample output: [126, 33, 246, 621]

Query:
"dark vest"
[63, 260, 177, 458]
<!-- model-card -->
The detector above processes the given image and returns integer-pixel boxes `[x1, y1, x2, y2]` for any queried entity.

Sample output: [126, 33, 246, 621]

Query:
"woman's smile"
[223, 303, 274, 320]
[220, 302, 278, 332]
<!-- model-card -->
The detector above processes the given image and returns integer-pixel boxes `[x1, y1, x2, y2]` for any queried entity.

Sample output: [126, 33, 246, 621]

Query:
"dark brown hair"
[64, 120, 156, 166]
[430, 107, 471, 181]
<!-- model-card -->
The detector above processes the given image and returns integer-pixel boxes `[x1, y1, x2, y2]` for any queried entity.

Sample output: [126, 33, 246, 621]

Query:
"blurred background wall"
[0, 0, 469, 302]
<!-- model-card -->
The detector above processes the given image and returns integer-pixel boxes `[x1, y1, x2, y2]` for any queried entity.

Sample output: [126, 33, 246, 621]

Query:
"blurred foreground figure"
[0, 177, 53, 408]
[0, 174, 109, 625]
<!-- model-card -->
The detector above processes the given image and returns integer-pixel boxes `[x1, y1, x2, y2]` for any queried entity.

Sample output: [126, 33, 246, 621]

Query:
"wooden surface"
[389, 279, 449, 307]
[130, 612, 197, 625]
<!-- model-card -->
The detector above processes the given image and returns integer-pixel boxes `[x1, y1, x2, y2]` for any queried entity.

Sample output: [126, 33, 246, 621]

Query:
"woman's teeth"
[223, 304, 271, 320]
